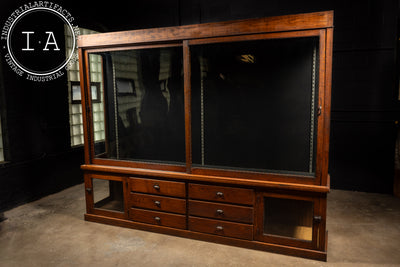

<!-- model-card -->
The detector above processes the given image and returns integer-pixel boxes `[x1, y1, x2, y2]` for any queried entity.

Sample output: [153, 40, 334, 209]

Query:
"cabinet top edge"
[81, 164, 330, 194]
[77, 11, 334, 49]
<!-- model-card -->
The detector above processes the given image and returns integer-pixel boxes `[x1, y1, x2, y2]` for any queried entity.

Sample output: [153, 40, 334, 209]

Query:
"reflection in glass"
[191, 37, 319, 175]
[93, 179, 124, 212]
[264, 197, 313, 241]
[89, 47, 185, 164]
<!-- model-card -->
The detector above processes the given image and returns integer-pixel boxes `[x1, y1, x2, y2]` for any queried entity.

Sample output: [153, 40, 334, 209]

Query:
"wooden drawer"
[189, 200, 253, 224]
[130, 178, 186, 198]
[188, 184, 254, 205]
[130, 193, 186, 214]
[130, 208, 186, 229]
[188, 216, 253, 240]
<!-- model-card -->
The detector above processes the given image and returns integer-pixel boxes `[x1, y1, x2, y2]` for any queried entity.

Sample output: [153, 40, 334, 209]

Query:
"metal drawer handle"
[154, 200, 161, 207]
[85, 188, 92, 193]
[216, 209, 224, 215]
[216, 191, 224, 197]
[154, 216, 161, 222]
[153, 184, 160, 190]
[216, 225, 223, 231]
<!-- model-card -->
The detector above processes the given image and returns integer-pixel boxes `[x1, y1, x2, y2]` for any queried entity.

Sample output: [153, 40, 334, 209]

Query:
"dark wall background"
[0, 0, 399, 211]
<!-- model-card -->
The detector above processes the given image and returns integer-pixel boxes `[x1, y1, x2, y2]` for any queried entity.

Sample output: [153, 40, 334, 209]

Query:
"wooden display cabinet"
[78, 10, 333, 261]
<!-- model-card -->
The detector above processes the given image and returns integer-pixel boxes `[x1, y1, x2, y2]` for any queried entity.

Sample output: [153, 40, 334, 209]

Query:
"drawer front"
[130, 178, 186, 198]
[130, 208, 186, 229]
[130, 193, 186, 214]
[189, 184, 254, 205]
[189, 216, 253, 240]
[189, 200, 253, 224]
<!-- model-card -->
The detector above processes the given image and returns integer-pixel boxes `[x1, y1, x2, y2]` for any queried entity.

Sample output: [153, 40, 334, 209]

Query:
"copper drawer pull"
[216, 209, 224, 215]
[153, 184, 160, 190]
[216, 191, 224, 197]
[216, 225, 223, 231]
[154, 200, 161, 207]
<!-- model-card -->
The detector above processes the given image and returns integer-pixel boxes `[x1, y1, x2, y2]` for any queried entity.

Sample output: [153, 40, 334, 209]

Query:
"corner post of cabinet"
[83, 173, 94, 215]
[321, 27, 333, 187]
[316, 24, 333, 187]
[316, 194, 327, 252]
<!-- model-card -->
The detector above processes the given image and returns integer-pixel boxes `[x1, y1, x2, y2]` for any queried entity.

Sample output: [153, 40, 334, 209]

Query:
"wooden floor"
[0, 184, 399, 266]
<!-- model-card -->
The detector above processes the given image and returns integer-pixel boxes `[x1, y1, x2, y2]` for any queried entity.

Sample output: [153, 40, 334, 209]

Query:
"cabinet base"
[84, 213, 327, 261]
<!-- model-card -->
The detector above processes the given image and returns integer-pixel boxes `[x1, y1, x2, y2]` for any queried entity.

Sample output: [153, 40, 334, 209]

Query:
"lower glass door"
[255, 192, 320, 249]
[93, 178, 124, 212]
[85, 174, 127, 219]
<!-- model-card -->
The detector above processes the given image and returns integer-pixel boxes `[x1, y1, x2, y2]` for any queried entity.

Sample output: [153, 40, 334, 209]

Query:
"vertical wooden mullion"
[183, 40, 192, 173]
[253, 192, 263, 241]
[321, 28, 333, 186]
[99, 56, 110, 157]
[79, 48, 93, 164]
[315, 30, 326, 185]
[85, 51, 95, 163]
[123, 177, 130, 220]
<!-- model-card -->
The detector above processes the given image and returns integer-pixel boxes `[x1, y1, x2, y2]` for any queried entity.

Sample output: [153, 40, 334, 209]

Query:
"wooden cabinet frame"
[78, 11, 333, 261]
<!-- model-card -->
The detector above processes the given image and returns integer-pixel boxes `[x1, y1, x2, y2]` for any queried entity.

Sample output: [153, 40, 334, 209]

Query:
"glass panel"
[191, 37, 319, 175]
[93, 178, 124, 212]
[89, 46, 185, 165]
[264, 197, 313, 241]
